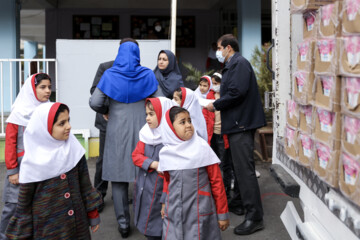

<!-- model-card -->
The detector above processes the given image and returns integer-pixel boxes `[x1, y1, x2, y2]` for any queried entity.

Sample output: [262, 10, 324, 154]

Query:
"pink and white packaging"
[315, 141, 331, 169]
[287, 100, 299, 128]
[342, 152, 360, 185]
[317, 39, 335, 62]
[286, 127, 296, 148]
[321, 4, 335, 27]
[317, 108, 334, 134]
[345, 0, 360, 21]
[299, 105, 313, 134]
[300, 132, 313, 158]
[320, 75, 333, 97]
[344, 115, 360, 144]
[343, 77, 360, 114]
[298, 41, 311, 62]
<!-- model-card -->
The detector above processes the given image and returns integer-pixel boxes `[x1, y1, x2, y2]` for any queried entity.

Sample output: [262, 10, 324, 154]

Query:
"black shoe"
[229, 206, 245, 216]
[234, 219, 264, 235]
[97, 202, 105, 213]
[118, 226, 130, 238]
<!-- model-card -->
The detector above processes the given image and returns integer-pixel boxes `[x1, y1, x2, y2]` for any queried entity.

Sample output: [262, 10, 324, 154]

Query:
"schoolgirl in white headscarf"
[6, 102, 102, 239]
[194, 75, 213, 99]
[0, 73, 51, 239]
[132, 97, 174, 240]
[157, 107, 229, 240]
[172, 87, 208, 141]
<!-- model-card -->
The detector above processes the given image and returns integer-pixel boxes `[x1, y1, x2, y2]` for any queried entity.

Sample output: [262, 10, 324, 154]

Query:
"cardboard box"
[314, 139, 340, 188]
[285, 125, 298, 160]
[341, 114, 360, 157]
[298, 131, 314, 167]
[303, 11, 318, 39]
[291, 0, 339, 13]
[287, 99, 299, 128]
[341, 77, 360, 116]
[341, 0, 360, 35]
[339, 149, 360, 207]
[293, 71, 315, 105]
[339, 36, 360, 76]
[314, 38, 340, 75]
[314, 107, 342, 142]
[318, 1, 342, 38]
[297, 40, 315, 72]
[299, 104, 313, 134]
[313, 74, 341, 112]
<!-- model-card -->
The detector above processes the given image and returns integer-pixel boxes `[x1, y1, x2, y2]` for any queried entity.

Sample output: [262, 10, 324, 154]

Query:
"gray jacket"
[90, 61, 114, 132]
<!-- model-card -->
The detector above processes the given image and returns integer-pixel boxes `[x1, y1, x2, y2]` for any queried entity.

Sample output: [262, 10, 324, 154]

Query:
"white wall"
[56, 39, 171, 137]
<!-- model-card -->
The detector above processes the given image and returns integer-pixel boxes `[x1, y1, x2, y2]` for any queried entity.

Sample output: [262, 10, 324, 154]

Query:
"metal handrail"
[0, 58, 57, 137]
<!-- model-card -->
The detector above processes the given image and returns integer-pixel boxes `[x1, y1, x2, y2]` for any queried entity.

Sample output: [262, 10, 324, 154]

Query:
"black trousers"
[94, 130, 109, 198]
[210, 133, 233, 189]
[228, 130, 263, 221]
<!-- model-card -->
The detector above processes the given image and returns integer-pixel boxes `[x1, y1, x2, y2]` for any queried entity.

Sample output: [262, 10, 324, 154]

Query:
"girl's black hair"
[145, 100, 154, 111]
[53, 104, 70, 125]
[173, 87, 182, 100]
[35, 73, 51, 86]
[199, 77, 209, 84]
[169, 106, 189, 124]
[211, 73, 222, 83]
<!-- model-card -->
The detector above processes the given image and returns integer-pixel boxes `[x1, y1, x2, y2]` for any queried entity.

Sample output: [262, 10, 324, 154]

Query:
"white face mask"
[212, 85, 220, 92]
[172, 99, 180, 107]
[216, 48, 228, 63]
[155, 25, 162, 32]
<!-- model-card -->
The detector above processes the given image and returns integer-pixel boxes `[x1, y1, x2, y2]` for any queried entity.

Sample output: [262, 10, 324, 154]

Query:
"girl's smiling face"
[173, 111, 194, 141]
[145, 104, 159, 129]
[52, 110, 71, 141]
[35, 79, 52, 102]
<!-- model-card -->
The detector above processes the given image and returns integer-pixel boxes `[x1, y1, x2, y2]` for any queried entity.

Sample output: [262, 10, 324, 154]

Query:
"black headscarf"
[154, 50, 184, 98]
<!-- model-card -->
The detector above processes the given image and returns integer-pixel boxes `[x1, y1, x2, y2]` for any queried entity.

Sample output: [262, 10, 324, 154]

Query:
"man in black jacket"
[90, 60, 113, 212]
[206, 34, 266, 235]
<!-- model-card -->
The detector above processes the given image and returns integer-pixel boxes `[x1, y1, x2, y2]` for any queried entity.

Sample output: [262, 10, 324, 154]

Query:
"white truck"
[268, 1, 360, 239]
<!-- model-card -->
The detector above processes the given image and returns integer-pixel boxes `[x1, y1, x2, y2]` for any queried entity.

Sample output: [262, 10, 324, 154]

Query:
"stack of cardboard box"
[288, 0, 360, 207]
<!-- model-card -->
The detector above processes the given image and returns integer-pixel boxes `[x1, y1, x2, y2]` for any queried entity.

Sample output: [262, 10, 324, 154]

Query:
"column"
[24, 41, 38, 78]
[237, 0, 262, 61]
[0, 0, 20, 112]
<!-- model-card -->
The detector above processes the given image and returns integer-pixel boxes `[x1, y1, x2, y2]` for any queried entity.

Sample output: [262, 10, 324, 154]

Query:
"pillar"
[0, 0, 20, 112]
[237, 0, 262, 61]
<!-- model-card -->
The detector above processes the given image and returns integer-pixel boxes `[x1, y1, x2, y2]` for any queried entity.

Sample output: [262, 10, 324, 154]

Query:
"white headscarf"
[179, 87, 208, 141]
[157, 107, 220, 172]
[139, 97, 174, 145]
[19, 102, 85, 183]
[6, 73, 50, 126]
[194, 75, 213, 99]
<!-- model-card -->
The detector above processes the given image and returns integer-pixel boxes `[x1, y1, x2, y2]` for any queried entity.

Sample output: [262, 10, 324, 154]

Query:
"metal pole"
[10, 62, 13, 105]
[0, 62, 4, 134]
[170, 0, 177, 54]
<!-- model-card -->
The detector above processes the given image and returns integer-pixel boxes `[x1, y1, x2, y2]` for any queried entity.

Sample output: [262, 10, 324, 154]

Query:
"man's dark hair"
[120, 38, 139, 46]
[217, 34, 239, 52]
